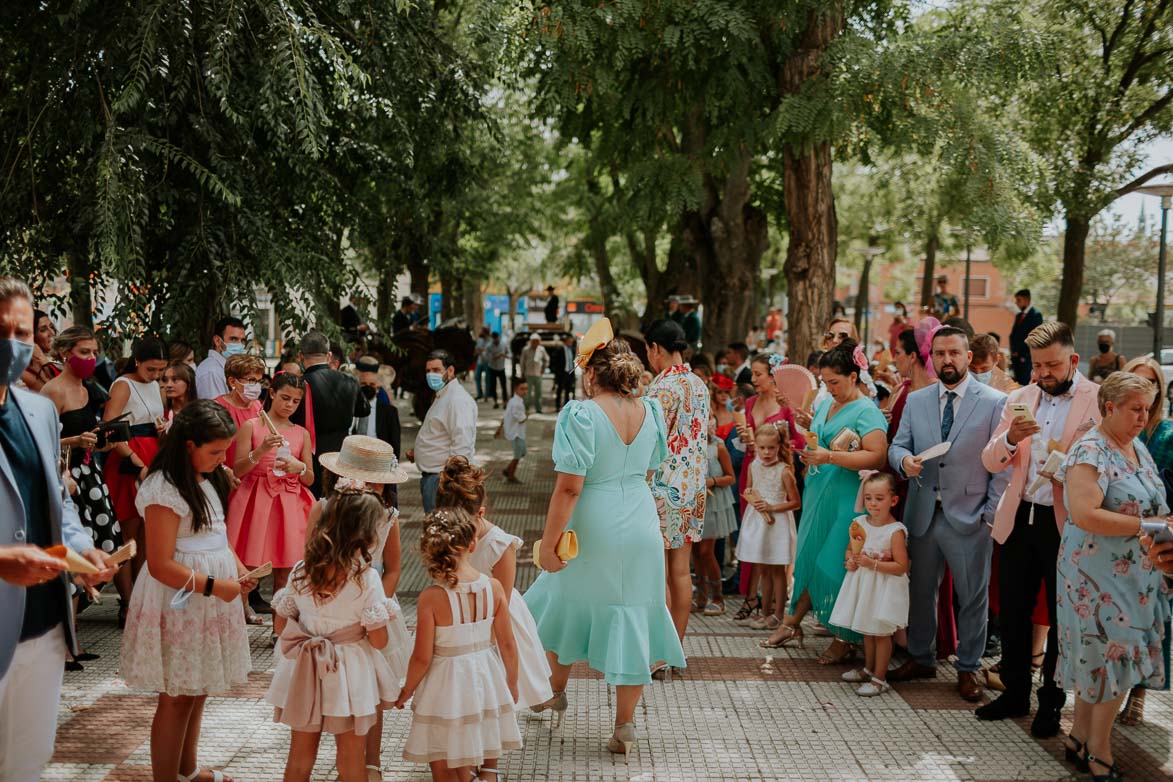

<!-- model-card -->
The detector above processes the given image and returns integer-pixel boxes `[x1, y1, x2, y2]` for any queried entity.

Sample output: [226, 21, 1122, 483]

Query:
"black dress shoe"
[1030, 685, 1065, 737]
[65, 659, 84, 672]
[975, 692, 1030, 720]
[75, 651, 100, 662]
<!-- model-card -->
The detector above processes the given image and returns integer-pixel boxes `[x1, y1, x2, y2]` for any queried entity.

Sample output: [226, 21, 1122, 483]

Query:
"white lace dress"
[120, 473, 252, 696]
[830, 518, 910, 636]
[468, 524, 553, 708]
[266, 564, 400, 735]
[403, 574, 522, 768]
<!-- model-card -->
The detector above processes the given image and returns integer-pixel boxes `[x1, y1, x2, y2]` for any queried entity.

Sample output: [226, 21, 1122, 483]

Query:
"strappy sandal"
[760, 623, 804, 649]
[816, 640, 858, 666]
[1118, 688, 1145, 726]
[733, 596, 761, 624]
[650, 661, 673, 681]
[366, 765, 383, 782]
[856, 677, 891, 697]
[1085, 751, 1123, 782]
[1063, 735, 1090, 773]
[178, 768, 231, 782]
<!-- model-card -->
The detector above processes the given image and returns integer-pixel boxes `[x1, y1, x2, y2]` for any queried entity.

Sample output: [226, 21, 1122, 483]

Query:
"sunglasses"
[824, 331, 851, 341]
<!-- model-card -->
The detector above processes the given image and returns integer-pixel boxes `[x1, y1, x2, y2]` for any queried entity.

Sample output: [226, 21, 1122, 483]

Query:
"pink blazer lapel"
[1059, 381, 1099, 451]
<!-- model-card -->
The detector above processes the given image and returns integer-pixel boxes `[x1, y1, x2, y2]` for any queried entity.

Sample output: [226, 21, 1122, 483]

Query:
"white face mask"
[973, 369, 993, 386]
[170, 571, 196, 610]
[241, 382, 262, 401]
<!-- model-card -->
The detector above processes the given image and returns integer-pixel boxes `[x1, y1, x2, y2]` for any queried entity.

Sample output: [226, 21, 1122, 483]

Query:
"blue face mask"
[973, 369, 993, 386]
[716, 363, 728, 375]
[426, 372, 447, 391]
[0, 338, 34, 386]
[170, 572, 196, 611]
[223, 342, 246, 357]
[726, 399, 735, 412]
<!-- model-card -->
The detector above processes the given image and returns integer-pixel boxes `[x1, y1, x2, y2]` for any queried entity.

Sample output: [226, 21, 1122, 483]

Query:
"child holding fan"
[399, 507, 522, 782]
[830, 471, 910, 696]
[736, 424, 800, 634]
[227, 372, 314, 600]
[266, 490, 401, 782]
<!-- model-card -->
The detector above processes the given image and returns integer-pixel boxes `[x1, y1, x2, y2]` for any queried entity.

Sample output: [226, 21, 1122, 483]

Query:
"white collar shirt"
[1020, 372, 1083, 506]
[937, 372, 973, 420]
[415, 380, 478, 473]
[195, 350, 228, 400]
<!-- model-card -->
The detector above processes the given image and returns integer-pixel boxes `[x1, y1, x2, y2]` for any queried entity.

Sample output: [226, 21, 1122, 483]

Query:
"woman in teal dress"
[1054, 373, 1169, 782]
[762, 341, 888, 664]
[524, 329, 685, 758]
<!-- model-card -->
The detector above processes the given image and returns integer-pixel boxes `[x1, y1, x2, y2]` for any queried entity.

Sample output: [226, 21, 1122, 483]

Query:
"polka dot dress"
[60, 408, 123, 569]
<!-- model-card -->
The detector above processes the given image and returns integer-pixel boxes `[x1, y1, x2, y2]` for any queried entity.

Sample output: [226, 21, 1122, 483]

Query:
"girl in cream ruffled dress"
[398, 508, 521, 782]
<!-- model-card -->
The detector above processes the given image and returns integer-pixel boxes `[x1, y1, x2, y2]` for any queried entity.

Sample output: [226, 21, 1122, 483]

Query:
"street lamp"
[1137, 182, 1173, 358]
[949, 226, 974, 321]
[855, 245, 887, 347]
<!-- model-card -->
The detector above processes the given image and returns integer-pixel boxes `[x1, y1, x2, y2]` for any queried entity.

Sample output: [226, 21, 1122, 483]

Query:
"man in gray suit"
[887, 326, 1009, 702]
[0, 277, 115, 781]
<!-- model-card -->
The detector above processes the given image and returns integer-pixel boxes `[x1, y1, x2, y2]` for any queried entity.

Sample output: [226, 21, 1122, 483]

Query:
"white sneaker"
[841, 667, 872, 683]
[857, 678, 891, 697]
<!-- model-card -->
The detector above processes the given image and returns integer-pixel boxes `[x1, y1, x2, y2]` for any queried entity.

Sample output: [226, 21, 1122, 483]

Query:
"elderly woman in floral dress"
[645, 319, 710, 678]
[1054, 372, 1170, 782]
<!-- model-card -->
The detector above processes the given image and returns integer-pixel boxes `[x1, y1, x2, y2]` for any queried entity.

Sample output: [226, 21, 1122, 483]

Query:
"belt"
[128, 423, 159, 438]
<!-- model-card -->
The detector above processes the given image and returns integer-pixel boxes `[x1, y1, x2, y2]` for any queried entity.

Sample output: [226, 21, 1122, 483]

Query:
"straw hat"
[319, 435, 409, 484]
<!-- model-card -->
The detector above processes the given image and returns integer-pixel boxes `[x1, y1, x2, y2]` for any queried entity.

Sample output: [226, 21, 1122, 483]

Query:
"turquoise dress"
[1055, 427, 1170, 702]
[524, 398, 686, 685]
[789, 397, 887, 644]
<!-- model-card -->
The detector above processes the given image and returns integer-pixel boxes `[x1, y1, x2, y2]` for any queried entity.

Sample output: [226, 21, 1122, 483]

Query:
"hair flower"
[768, 353, 785, 368]
[851, 344, 868, 371]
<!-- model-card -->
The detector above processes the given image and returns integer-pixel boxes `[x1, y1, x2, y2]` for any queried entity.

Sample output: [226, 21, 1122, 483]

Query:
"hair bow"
[768, 353, 785, 368]
[576, 318, 614, 368]
[914, 316, 943, 380]
[335, 476, 366, 492]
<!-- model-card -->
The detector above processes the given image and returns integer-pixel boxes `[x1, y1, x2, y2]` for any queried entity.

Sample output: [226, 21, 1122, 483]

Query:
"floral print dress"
[1055, 427, 1170, 703]
[648, 364, 711, 549]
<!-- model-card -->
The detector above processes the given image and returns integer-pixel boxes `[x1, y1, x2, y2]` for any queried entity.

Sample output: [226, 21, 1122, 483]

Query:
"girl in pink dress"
[227, 373, 314, 598]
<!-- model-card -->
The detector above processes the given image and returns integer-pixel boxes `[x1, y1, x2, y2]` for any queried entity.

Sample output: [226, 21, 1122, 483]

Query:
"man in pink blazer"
[975, 322, 1100, 737]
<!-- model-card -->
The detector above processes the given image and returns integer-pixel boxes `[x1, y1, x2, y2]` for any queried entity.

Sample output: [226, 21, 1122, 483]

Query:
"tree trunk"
[67, 251, 93, 328]
[1057, 214, 1091, 328]
[919, 226, 940, 312]
[777, 7, 844, 363]
[685, 155, 768, 352]
[408, 256, 428, 300]
[854, 255, 872, 338]
[462, 276, 483, 329]
[440, 272, 458, 321]
[782, 141, 838, 363]
[375, 250, 397, 333]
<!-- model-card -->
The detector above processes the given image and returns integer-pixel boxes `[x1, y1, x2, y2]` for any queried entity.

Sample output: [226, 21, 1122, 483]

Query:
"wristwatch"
[203, 575, 215, 597]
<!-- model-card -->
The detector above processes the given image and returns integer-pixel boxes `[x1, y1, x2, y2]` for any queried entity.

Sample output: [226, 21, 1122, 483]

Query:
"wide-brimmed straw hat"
[319, 435, 409, 484]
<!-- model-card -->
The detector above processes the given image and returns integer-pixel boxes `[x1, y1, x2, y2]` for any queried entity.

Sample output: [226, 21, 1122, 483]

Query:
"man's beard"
[938, 365, 965, 385]
[1040, 364, 1075, 396]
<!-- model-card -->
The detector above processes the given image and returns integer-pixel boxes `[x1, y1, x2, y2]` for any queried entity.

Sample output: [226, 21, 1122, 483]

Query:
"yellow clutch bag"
[533, 531, 579, 571]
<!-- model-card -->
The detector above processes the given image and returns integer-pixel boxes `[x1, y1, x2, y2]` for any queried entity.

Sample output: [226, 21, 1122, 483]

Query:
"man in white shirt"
[407, 349, 477, 512]
[520, 334, 548, 414]
[977, 321, 1099, 736]
[195, 316, 247, 399]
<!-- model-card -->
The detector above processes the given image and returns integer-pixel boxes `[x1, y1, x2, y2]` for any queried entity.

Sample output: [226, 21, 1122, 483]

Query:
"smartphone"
[1009, 403, 1036, 425]
[1141, 520, 1173, 545]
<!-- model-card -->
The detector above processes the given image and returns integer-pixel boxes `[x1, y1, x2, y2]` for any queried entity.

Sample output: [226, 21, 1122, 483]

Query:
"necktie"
[941, 391, 956, 440]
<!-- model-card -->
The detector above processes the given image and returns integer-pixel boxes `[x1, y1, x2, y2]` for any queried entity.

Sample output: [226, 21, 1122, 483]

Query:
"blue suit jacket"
[888, 379, 1010, 537]
[0, 388, 91, 677]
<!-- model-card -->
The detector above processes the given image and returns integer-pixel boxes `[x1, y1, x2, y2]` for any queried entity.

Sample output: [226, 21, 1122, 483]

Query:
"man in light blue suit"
[886, 326, 1009, 702]
[0, 277, 115, 781]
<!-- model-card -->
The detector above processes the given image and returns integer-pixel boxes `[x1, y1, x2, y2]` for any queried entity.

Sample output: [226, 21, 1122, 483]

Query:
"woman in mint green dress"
[524, 333, 684, 758]
[762, 341, 888, 663]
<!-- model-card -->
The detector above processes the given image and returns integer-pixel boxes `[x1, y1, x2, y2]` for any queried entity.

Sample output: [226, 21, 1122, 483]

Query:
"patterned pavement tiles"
[41, 387, 1173, 780]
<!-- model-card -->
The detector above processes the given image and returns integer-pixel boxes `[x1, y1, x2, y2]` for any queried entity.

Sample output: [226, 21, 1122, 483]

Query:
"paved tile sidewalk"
[45, 390, 1173, 780]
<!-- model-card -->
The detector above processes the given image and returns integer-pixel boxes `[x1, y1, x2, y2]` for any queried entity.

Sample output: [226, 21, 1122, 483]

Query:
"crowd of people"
[3, 270, 1173, 782]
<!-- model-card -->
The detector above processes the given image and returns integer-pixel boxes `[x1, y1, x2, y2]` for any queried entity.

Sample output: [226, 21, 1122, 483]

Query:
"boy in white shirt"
[499, 380, 528, 483]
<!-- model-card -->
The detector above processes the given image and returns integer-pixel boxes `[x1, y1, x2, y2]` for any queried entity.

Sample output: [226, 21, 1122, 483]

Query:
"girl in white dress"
[399, 507, 522, 782]
[120, 401, 254, 782]
[267, 491, 400, 782]
[313, 435, 412, 782]
[831, 472, 909, 696]
[735, 424, 800, 632]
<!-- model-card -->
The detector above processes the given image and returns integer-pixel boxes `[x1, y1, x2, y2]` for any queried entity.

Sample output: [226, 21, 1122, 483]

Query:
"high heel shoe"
[1085, 751, 1123, 782]
[650, 662, 673, 681]
[733, 596, 761, 623]
[607, 722, 636, 761]
[760, 623, 804, 649]
[530, 691, 568, 727]
[1063, 736, 1090, 773]
[816, 640, 858, 666]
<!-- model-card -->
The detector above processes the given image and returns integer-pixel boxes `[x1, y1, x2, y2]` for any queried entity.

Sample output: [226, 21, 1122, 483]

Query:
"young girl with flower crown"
[267, 490, 401, 782]
[399, 507, 521, 782]
[830, 471, 910, 696]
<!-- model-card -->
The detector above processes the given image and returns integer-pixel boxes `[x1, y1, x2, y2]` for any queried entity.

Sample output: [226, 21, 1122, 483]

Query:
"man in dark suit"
[1008, 289, 1043, 386]
[727, 342, 752, 385]
[354, 356, 402, 506]
[550, 334, 577, 411]
[391, 295, 422, 334]
[544, 286, 560, 323]
[291, 331, 369, 497]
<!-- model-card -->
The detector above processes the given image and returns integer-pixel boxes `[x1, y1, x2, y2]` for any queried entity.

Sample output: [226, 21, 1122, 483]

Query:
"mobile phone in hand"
[1141, 520, 1173, 545]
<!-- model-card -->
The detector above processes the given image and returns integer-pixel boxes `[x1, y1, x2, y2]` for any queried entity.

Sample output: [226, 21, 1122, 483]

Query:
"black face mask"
[1042, 363, 1076, 397]
[360, 385, 378, 400]
[1098, 343, 1111, 354]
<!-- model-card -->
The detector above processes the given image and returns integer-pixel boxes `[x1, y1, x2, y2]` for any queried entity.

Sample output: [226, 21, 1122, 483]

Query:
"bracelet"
[872, 560, 878, 571]
[296, 462, 308, 477]
[247, 450, 258, 465]
[203, 574, 215, 597]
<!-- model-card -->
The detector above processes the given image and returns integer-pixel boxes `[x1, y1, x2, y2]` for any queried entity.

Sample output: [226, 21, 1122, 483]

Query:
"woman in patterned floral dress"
[645, 319, 710, 673]
[1054, 373, 1170, 781]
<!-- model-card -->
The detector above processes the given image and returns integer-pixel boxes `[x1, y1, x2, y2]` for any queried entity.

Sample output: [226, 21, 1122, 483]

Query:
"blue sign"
[426, 293, 528, 332]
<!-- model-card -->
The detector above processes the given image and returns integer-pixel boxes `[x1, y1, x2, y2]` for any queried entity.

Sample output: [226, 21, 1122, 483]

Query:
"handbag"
[828, 427, 861, 452]
[533, 530, 579, 571]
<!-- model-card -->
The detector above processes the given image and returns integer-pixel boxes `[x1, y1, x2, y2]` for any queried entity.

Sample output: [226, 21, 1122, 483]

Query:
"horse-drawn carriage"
[365, 324, 476, 420]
